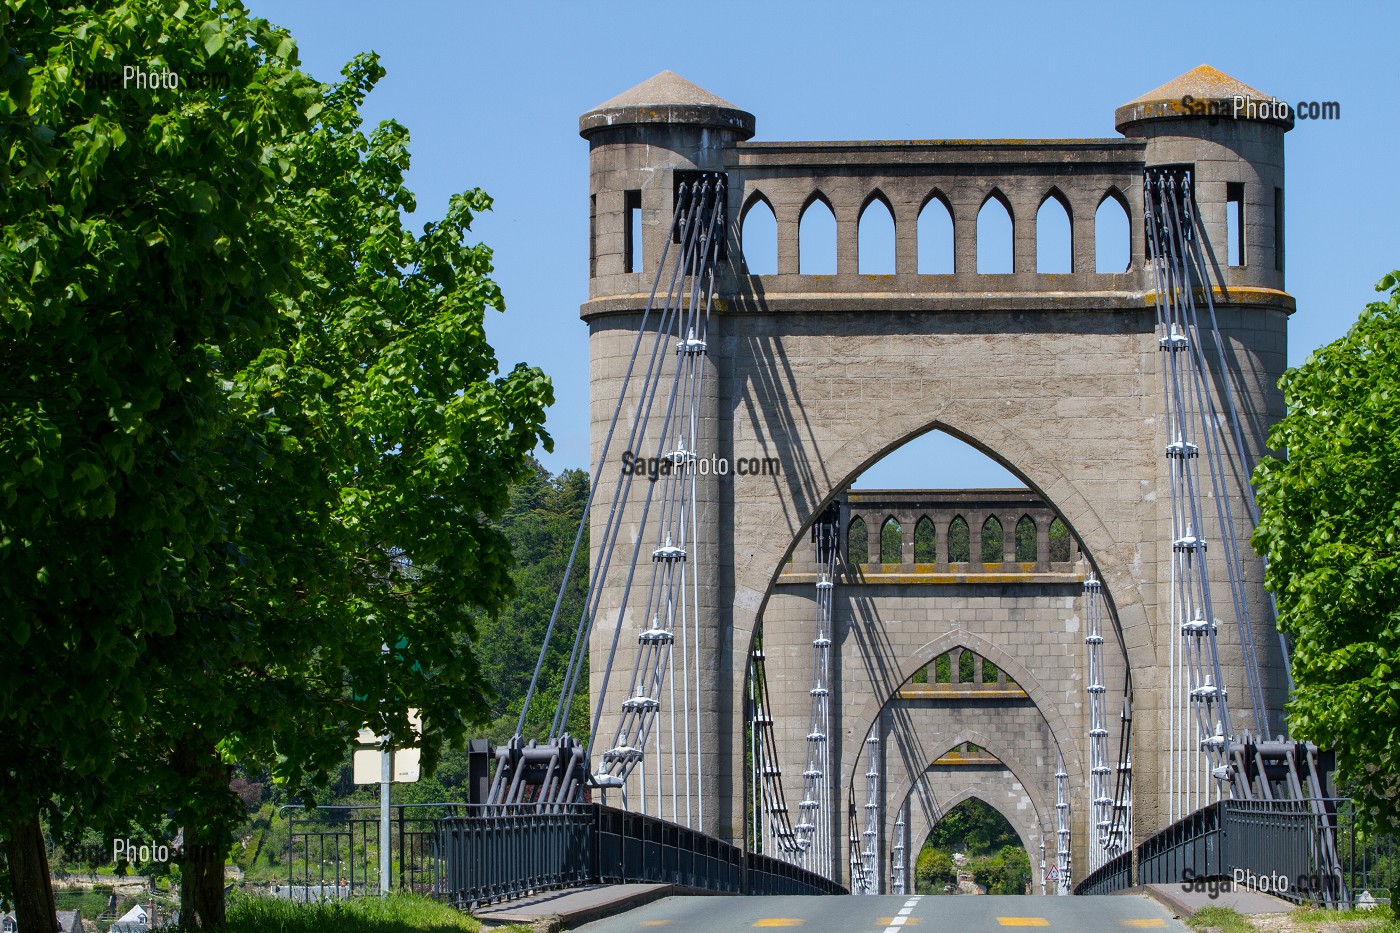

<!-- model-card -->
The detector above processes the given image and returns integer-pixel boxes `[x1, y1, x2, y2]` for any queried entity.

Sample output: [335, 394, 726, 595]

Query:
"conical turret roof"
[580, 71, 755, 139]
[1116, 65, 1292, 132]
[590, 70, 742, 112]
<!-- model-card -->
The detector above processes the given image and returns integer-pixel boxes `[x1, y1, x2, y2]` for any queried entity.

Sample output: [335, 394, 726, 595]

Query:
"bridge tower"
[579, 65, 1293, 888]
[579, 72, 754, 829]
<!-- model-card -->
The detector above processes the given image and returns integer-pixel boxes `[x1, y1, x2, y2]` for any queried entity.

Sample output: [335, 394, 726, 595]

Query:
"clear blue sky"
[245, 0, 1399, 489]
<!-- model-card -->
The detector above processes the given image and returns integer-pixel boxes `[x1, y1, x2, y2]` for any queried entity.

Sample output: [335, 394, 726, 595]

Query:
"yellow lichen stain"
[1144, 285, 1293, 308]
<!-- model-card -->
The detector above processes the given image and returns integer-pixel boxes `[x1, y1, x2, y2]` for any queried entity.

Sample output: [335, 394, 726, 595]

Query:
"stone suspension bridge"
[288, 66, 1366, 912]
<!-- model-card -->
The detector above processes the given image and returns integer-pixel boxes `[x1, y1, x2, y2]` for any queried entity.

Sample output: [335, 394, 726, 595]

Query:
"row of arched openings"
[739, 190, 1131, 276]
[909, 647, 1016, 687]
[847, 515, 1072, 564]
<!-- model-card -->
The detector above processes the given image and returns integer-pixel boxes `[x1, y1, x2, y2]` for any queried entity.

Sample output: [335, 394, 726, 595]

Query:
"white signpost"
[352, 710, 422, 893]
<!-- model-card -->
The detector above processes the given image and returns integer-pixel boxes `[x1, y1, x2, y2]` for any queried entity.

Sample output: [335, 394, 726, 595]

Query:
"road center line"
[883, 896, 924, 933]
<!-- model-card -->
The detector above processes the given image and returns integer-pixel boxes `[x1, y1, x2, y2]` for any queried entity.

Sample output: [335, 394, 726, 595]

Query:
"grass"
[1188, 904, 1400, 933]
[188, 892, 532, 933]
[1291, 906, 1400, 932]
[1188, 906, 1257, 933]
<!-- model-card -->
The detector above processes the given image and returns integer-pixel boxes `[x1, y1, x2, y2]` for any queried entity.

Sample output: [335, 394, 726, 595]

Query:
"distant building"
[0, 910, 83, 932]
[109, 903, 148, 932]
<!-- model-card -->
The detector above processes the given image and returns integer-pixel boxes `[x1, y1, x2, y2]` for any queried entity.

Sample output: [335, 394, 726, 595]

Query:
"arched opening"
[1015, 515, 1037, 562]
[917, 193, 954, 274]
[1048, 516, 1072, 562]
[981, 657, 1001, 683]
[799, 194, 837, 275]
[880, 516, 903, 564]
[947, 515, 970, 563]
[740, 193, 777, 275]
[1035, 191, 1072, 273]
[976, 192, 1014, 274]
[858, 193, 896, 275]
[847, 516, 869, 564]
[980, 515, 1003, 564]
[851, 429, 1025, 490]
[1095, 191, 1131, 273]
[914, 517, 936, 563]
[915, 798, 1034, 895]
[957, 647, 975, 683]
[908, 647, 1017, 690]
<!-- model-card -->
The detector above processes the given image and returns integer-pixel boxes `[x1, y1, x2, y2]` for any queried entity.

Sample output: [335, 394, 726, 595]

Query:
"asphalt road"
[572, 893, 1188, 933]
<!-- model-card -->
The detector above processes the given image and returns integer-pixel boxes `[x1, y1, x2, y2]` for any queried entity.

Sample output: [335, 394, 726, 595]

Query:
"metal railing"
[439, 804, 595, 906]
[438, 803, 845, 908]
[1224, 799, 1342, 906]
[1136, 801, 1226, 888]
[1076, 798, 1394, 908]
[280, 803, 459, 899]
[596, 807, 743, 892]
[1076, 848, 1132, 896]
[1334, 800, 1395, 908]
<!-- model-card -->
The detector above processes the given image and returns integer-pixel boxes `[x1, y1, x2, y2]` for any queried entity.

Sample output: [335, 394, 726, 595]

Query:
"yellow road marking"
[1123, 922, 1167, 928]
[754, 921, 804, 928]
[997, 921, 1049, 928]
[876, 920, 920, 926]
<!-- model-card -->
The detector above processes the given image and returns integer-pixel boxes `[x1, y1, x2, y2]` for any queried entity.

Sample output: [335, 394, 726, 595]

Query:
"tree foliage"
[1253, 270, 1400, 837]
[2, 0, 553, 924]
[971, 844, 1032, 895]
[914, 846, 954, 894]
[915, 799, 1031, 895]
[2, 0, 324, 903]
[926, 798, 1020, 855]
[471, 461, 590, 743]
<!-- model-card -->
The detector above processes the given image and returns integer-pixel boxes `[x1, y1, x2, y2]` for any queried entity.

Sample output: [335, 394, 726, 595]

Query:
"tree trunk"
[179, 838, 227, 930]
[174, 738, 232, 930]
[6, 815, 57, 933]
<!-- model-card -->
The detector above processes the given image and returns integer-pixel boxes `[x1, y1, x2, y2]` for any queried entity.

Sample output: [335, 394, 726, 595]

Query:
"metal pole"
[398, 805, 406, 891]
[380, 747, 391, 894]
[1040, 840, 1046, 896]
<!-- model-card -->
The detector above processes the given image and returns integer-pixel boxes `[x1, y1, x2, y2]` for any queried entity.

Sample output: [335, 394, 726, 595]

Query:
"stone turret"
[579, 72, 745, 839]
[580, 71, 752, 299]
[1117, 65, 1291, 291]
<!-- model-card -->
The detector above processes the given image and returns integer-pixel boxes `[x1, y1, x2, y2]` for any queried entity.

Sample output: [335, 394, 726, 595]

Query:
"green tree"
[1048, 517, 1071, 562]
[971, 844, 1032, 895]
[947, 515, 969, 562]
[880, 518, 902, 564]
[847, 516, 868, 564]
[471, 461, 590, 743]
[981, 516, 1002, 563]
[2, 1, 321, 926]
[914, 517, 935, 563]
[914, 845, 954, 894]
[927, 798, 1019, 856]
[1014, 516, 1036, 562]
[2, 2, 552, 927]
[1253, 271, 1400, 853]
[143, 50, 550, 927]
